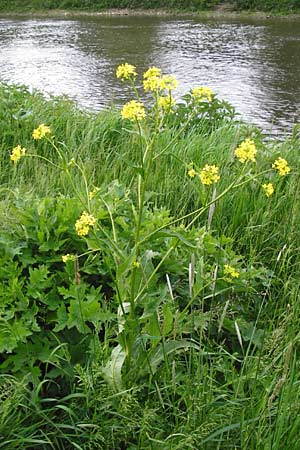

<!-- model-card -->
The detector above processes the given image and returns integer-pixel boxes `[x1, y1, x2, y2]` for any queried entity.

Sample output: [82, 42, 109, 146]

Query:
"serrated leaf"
[0, 319, 32, 353]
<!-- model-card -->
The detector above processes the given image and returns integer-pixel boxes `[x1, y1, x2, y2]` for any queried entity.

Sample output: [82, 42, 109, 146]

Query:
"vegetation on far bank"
[0, 0, 300, 13]
[1, 62, 300, 449]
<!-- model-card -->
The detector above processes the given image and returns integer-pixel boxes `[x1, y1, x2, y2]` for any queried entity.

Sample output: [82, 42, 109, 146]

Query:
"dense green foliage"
[0, 0, 218, 12]
[0, 0, 299, 12]
[1, 78, 300, 450]
[234, 0, 300, 11]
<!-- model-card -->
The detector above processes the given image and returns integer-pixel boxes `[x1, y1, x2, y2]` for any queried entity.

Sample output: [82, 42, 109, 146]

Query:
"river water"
[0, 14, 299, 135]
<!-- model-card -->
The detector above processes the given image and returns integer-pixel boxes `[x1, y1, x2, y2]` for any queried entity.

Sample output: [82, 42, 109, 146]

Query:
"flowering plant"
[4, 65, 291, 388]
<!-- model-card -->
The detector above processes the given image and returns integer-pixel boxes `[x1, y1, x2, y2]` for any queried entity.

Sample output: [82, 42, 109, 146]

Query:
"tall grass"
[1, 82, 300, 449]
[1, 83, 299, 266]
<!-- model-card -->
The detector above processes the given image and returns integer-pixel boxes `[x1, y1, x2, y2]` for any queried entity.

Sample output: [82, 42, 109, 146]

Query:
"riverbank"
[0, 7, 300, 20]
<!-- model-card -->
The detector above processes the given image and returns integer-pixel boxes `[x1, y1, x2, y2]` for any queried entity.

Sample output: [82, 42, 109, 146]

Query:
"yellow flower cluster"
[262, 182, 274, 197]
[199, 164, 220, 186]
[121, 100, 146, 121]
[158, 95, 175, 111]
[143, 66, 161, 79]
[32, 124, 51, 140]
[191, 86, 213, 102]
[143, 76, 162, 91]
[272, 157, 290, 176]
[143, 66, 178, 92]
[234, 139, 257, 163]
[224, 264, 240, 279]
[75, 211, 96, 236]
[62, 254, 76, 263]
[143, 66, 162, 92]
[10, 145, 26, 163]
[116, 63, 137, 80]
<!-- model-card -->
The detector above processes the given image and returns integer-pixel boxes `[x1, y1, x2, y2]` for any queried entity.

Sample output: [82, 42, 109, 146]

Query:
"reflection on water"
[0, 15, 299, 135]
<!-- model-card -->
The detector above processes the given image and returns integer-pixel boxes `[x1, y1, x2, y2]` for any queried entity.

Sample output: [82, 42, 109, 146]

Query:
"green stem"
[24, 154, 62, 171]
[129, 97, 161, 317]
[46, 137, 65, 162]
[129, 78, 141, 102]
[153, 111, 195, 160]
[133, 168, 274, 304]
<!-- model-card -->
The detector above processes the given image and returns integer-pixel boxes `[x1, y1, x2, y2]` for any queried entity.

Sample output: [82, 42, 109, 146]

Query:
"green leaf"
[27, 265, 52, 299]
[148, 339, 200, 374]
[62, 284, 103, 333]
[162, 303, 174, 336]
[0, 318, 32, 353]
[53, 303, 68, 332]
[159, 230, 197, 248]
[102, 345, 126, 392]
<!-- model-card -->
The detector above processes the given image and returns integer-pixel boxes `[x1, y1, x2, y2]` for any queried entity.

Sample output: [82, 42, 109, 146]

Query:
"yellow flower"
[62, 254, 76, 263]
[121, 100, 146, 121]
[89, 187, 100, 200]
[188, 168, 196, 178]
[116, 63, 137, 80]
[158, 95, 175, 111]
[272, 157, 290, 176]
[159, 75, 178, 91]
[199, 165, 220, 186]
[224, 264, 240, 279]
[75, 211, 96, 237]
[32, 124, 51, 140]
[143, 67, 161, 79]
[191, 86, 213, 102]
[262, 183, 274, 197]
[143, 70, 178, 92]
[10, 145, 26, 163]
[143, 76, 162, 92]
[234, 139, 257, 163]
